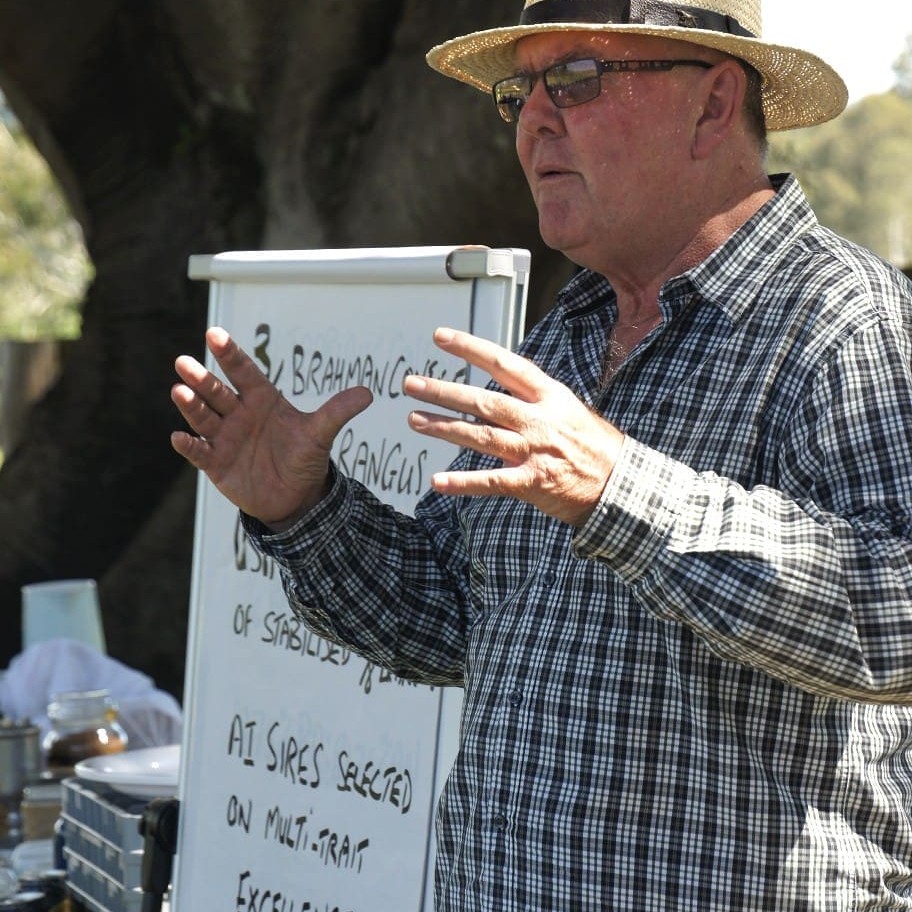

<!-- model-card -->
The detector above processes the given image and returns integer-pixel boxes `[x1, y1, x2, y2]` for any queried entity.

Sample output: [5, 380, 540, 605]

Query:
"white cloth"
[0, 638, 182, 749]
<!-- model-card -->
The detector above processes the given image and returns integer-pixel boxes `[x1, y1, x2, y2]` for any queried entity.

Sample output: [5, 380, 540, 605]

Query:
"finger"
[170, 379, 225, 440]
[174, 354, 240, 419]
[170, 429, 214, 471]
[408, 409, 527, 463]
[403, 374, 528, 430]
[430, 464, 531, 497]
[205, 326, 276, 399]
[432, 327, 548, 401]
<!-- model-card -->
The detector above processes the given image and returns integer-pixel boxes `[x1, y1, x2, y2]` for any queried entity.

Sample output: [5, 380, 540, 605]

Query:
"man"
[172, 0, 912, 908]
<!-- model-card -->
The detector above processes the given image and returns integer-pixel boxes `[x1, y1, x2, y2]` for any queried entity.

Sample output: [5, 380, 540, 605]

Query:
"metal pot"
[0, 721, 40, 798]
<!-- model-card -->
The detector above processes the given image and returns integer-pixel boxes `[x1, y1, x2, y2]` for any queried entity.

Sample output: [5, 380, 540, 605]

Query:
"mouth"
[536, 162, 573, 178]
[536, 167, 577, 185]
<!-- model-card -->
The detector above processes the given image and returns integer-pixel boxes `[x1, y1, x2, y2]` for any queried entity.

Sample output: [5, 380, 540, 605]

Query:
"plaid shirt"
[249, 175, 912, 910]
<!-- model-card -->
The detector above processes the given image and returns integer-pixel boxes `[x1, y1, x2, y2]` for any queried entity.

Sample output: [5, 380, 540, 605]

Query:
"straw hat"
[426, 0, 848, 130]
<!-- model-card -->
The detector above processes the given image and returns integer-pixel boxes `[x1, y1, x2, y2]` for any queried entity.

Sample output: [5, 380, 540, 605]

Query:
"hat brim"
[426, 23, 848, 131]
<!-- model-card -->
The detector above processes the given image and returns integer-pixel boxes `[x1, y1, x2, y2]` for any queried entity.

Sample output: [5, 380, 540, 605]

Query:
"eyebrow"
[514, 49, 595, 75]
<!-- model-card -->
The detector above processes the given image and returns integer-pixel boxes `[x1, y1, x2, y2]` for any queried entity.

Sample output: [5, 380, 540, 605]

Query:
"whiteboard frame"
[173, 246, 528, 912]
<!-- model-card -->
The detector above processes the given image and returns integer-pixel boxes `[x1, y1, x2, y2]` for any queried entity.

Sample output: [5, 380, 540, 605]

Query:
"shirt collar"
[559, 174, 818, 326]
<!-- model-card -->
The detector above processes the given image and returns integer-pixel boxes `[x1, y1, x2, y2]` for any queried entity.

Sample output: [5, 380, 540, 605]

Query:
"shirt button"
[541, 570, 557, 588]
[506, 689, 523, 707]
[492, 813, 508, 831]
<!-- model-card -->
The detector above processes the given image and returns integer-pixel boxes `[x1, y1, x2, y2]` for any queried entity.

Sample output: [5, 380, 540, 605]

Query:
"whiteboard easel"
[173, 247, 529, 912]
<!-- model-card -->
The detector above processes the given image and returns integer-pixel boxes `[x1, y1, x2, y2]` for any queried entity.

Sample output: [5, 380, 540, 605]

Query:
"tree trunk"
[0, 0, 572, 699]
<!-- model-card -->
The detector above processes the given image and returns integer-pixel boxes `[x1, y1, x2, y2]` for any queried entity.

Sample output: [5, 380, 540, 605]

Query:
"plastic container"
[41, 692, 127, 778]
[60, 779, 147, 912]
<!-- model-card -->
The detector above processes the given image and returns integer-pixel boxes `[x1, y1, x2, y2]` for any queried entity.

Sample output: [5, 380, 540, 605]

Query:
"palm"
[171, 327, 372, 525]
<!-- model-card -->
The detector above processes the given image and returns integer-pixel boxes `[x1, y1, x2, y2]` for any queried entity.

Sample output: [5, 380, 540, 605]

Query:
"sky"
[762, 0, 912, 103]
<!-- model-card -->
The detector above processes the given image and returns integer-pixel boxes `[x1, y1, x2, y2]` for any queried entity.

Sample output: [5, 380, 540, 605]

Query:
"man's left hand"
[403, 327, 623, 527]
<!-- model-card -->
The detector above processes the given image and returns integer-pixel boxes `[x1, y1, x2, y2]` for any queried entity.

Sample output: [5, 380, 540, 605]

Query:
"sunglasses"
[492, 57, 714, 123]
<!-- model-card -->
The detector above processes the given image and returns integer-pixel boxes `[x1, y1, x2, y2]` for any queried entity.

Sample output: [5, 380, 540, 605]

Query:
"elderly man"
[172, 0, 912, 909]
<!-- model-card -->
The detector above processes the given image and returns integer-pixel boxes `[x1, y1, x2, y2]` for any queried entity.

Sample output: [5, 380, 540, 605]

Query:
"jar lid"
[0, 721, 38, 739]
[46, 690, 116, 724]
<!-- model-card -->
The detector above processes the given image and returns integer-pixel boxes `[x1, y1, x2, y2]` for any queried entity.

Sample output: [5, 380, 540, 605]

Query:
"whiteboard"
[173, 247, 529, 912]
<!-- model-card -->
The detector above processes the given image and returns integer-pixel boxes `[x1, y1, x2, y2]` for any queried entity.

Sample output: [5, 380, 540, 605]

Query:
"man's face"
[512, 32, 710, 273]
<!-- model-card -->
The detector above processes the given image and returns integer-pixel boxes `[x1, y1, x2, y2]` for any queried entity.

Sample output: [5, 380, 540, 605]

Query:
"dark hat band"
[519, 0, 755, 38]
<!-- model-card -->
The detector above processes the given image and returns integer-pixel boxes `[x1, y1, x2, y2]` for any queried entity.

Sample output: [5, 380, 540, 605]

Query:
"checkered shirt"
[248, 175, 912, 910]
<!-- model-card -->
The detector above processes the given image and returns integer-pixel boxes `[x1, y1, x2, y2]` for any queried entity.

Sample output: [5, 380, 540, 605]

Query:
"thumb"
[314, 386, 374, 444]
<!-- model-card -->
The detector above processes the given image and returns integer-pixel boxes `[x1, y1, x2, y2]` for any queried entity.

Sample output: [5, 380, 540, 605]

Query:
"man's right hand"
[171, 326, 373, 529]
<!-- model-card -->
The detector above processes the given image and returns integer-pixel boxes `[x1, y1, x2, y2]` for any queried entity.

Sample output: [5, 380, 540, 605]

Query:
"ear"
[692, 61, 744, 159]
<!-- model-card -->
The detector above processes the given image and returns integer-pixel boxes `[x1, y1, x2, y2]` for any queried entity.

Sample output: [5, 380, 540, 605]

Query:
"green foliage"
[895, 34, 912, 99]
[768, 90, 912, 269]
[0, 119, 92, 340]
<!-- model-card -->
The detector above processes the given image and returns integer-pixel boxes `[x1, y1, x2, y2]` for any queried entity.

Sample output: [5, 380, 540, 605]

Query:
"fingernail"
[434, 327, 455, 344]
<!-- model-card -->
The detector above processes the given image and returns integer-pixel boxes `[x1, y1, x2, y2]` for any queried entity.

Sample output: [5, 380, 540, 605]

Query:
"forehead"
[514, 31, 691, 68]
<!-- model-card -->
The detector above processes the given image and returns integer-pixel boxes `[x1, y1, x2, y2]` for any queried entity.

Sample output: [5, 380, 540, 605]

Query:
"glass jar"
[41, 690, 128, 776]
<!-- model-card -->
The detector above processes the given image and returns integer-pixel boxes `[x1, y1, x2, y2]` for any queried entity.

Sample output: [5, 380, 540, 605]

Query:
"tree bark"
[0, 0, 572, 699]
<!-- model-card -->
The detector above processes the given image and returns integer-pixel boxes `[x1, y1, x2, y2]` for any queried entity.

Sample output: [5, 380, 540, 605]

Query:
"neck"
[599, 175, 775, 320]
[599, 308, 663, 388]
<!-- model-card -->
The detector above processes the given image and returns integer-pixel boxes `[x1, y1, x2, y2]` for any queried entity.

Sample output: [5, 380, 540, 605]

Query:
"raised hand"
[171, 326, 372, 528]
[403, 328, 624, 527]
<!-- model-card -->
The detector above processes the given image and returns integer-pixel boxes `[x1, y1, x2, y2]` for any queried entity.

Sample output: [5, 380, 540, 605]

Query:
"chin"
[539, 222, 577, 254]
[538, 225, 590, 269]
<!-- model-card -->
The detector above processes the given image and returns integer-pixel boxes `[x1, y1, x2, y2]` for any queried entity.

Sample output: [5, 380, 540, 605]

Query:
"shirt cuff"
[240, 464, 352, 569]
[572, 436, 695, 582]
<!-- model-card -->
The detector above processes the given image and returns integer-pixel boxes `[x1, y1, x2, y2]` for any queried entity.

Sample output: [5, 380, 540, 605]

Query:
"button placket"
[491, 811, 509, 832]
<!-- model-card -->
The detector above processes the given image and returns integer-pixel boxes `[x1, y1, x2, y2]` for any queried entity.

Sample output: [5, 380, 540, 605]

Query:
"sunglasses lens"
[493, 76, 531, 123]
[545, 59, 601, 108]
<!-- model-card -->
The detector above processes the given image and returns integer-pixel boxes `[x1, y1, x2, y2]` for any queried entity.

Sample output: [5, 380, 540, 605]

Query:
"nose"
[517, 77, 565, 137]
